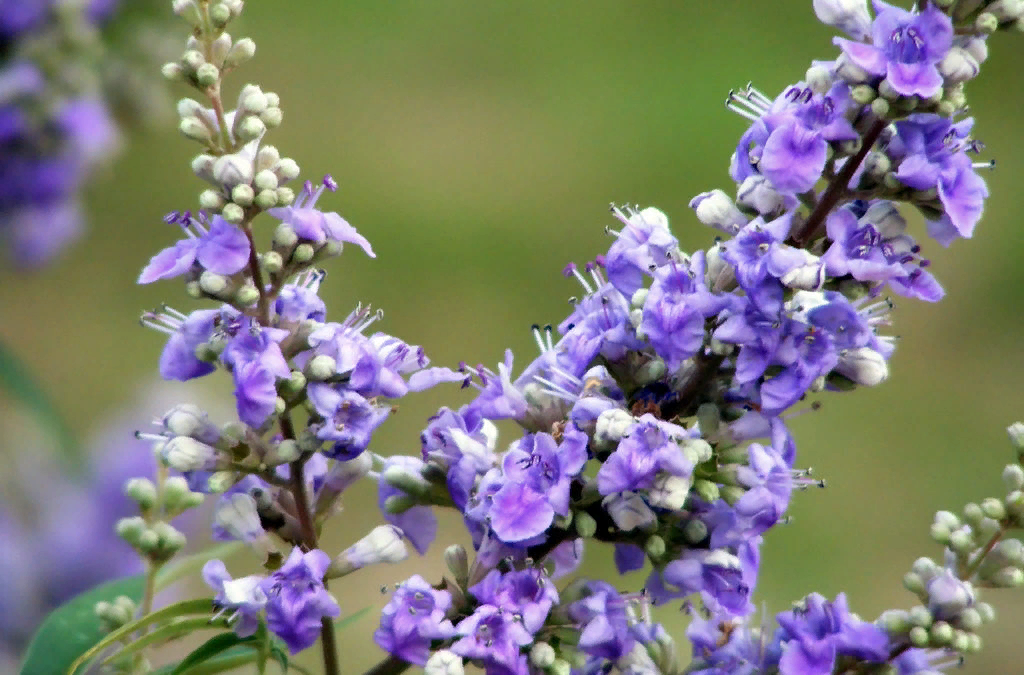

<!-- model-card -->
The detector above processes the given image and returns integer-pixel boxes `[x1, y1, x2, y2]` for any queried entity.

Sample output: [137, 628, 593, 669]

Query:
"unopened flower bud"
[878, 609, 911, 634]
[930, 621, 954, 645]
[234, 284, 259, 306]
[690, 189, 745, 235]
[963, 502, 984, 525]
[179, 116, 212, 143]
[682, 438, 713, 464]
[198, 270, 228, 296]
[736, 174, 786, 217]
[939, 47, 980, 84]
[927, 571, 974, 621]
[644, 534, 666, 560]
[261, 250, 283, 273]
[692, 479, 719, 503]
[274, 223, 298, 249]
[124, 478, 157, 509]
[603, 492, 655, 532]
[425, 650, 464, 675]
[444, 544, 469, 583]
[835, 347, 888, 386]
[1002, 464, 1024, 491]
[850, 84, 876, 104]
[236, 115, 265, 142]
[870, 97, 890, 119]
[209, 2, 231, 25]
[161, 62, 184, 80]
[260, 107, 283, 128]
[213, 153, 254, 188]
[240, 90, 268, 116]
[210, 32, 232, 66]
[683, 518, 708, 544]
[383, 494, 418, 515]
[530, 643, 556, 669]
[292, 242, 315, 263]
[195, 63, 219, 88]
[988, 567, 1024, 588]
[191, 153, 216, 180]
[908, 604, 933, 628]
[231, 184, 254, 206]
[813, 0, 871, 40]
[276, 186, 295, 207]
[163, 476, 202, 513]
[276, 158, 300, 181]
[329, 525, 408, 578]
[1007, 422, 1024, 449]
[199, 189, 226, 211]
[980, 497, 1006, 521]
[574, 511, 597, 538]
[161, 436, 222, 472]
[225, 37, 256, 68]
[254, 169, 278, 191]
[221, 203, 244, 223]
[903, 571, 926, 596]
[255, 189, 278, 209]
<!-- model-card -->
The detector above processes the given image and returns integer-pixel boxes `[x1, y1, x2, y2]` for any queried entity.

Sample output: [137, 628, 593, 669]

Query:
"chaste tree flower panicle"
[20, 0, 1019, 675]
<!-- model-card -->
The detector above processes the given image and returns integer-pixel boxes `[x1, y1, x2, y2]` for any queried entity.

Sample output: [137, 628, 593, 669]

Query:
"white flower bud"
[255, 189, 278, 209]
[329, 525, 408, 578]
[209, 2, 232, 25]
[939, 47, 980, 84]
[255, 145, 280, 171]
[209, 33, 232, 67]
[199, 189, 226, 210]
[813, 0, 871, 40]
[425, 651, 464, 675]
[221, 203, 245, 224]
[647, 473, 691, 510]
[603, 492, 656, 532]
[225, 38, 256, 69]
[212, 152, 254, 188]
[195, 63, 220, 88]
[235, 115, 266, 142]
[254, 169, 278, 191]
[231, 184, 255, 206]
[275, 158, 300, 181]
[594, 408, 634, 450]
[806, 63, 833, 94]
[689, 189, 746, 235]
[736, 174, 786, 217]
[275, 186, 295, 207]
[179, 116, 212, 143]
[192, 153, 217, 181]
[161, 436, 222, 472]
[836, 347, 889, 387]
[260, 107, 283, 128]
[199, 270, 229, 296]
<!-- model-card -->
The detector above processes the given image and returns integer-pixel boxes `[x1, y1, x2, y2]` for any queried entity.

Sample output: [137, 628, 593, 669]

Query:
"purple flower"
[834, 1, 953, 97]
[267, 177, 375, 256]
[567, 581, 635, 661]
[311, 388, 390, 459]
[470, 568, 558, 634]
[686, 610, 769, 675]
[596, 414, 695, 496]
[774, 592, 890, 675]
[202, 560, 267, 638]
[645, 548, 755, 616]
[603, 205, 679, 297]
[451, 605, 533, 674]
[640, 251, 730, 370]
[822, 201, 943, 302]
[374, 575, 456, 665]
[275, 271, 327, 322]
[140, 307, 221, 381]
[420, 406, 497, 511]
[262, 548, 340, 654]
[488, 428, 588, 543]
[138, 213, 250, 284]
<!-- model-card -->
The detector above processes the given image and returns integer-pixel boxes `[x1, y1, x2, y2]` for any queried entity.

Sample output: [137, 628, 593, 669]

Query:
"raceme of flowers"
[65, 1, 1024, 675]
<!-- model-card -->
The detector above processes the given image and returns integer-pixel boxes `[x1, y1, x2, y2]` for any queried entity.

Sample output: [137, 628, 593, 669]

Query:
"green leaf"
[155, 541, 244, 592]
[102, 616, 230, 666]
[65, 597, 216, 675]
[18, 575, 144, 675]
[152, 646, 262, 675]
[0, 338, 77, 462]
[167, 632, 252, 674]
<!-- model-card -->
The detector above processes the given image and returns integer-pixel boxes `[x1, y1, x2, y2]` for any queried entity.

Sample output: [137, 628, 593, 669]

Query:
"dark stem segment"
[280, 412, 340, 675]
[363, 653, 414, 675]
[241, 220, 271, 324]
[789, 118, 888, 248]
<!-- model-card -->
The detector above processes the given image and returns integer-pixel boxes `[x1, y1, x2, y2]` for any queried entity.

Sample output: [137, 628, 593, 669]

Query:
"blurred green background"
[2, 1, 1022, 672]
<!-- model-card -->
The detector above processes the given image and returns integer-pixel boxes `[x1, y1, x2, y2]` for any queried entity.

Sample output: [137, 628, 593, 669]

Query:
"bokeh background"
[1, 1, 1022, 672]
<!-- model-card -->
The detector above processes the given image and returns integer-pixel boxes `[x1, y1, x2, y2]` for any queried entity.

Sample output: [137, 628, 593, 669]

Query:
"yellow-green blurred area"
[2, 1, 1023, 672]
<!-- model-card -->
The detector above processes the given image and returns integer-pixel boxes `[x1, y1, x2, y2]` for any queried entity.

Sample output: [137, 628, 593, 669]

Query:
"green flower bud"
[241, 89, 268, 115]
[951, 629, 970, 652]
[185, 281, 203, 298]
[306, 354, 337, 381]
[1002, 464, 1024, 491]
[966, 633, 982, 653]
[264, 91, 280, 107]
[124, 478, 157, 510]
[256, 145, 280, 171]
[273, 396, 286, 415]
[980, 497, 1006, 521]
[908, 605, 932, 628]
[182, 49, 205, 71]
[260, 107, 283, 128]
[225, 38, 256, 69]
[255, 188, 278, 209]
[934, 510, 961, 530]
[683, 518, 708, 544]
[444, 544, 469, 584]
[137, 527, 160, 552]
[850, 84, 876, 104]
[236, 115, 266, 142]
[959, 607, 982, 631]
[192, 153, 216, 180]
[692, 479, 719, 503]
[199, 270, 228, 296]
[930, 620, 953, 645]
[221, 203, 245, 223]
[989, 567, 1024, 587]
[209, 3, 231, 26]
[903, 571, 926, 596]
[293, 242, 315, 263]
[1006, 490, 1024, 521]
[644, 535, 666, 560]
[179, 116, 212, 143]
[963, 502, 984, 525]
[276, 186, 295, 207]
[274, 439, 301, 463]
[234, 284, 260, 307]
[274, 223, 298, 249]
[262, 250, 283, 273]
[231, 184, 255, 206]
[908, 626, 929, 647]
[280, 370, 306, 397]
[976, 601, 996, 623]
[975, 12, 999, 33]
[870, 97, 891, 119]
[948, 528, 974, 553]
[163, 476, 194, 510]
[383, 494, 418, 515]
[195, 63, 219, 88]
[1007, 422, 1024, 449]
[152, 522, 187, 556]
[529, 643, 556, 669]
[696, 403, 721, 438]
[206, 471, 237, 493]
[276, 158, 300, 182]
[574, 511, 597, 538]
[930, 522, 952, 544]
[720, 485, 745, 506]
[878, 609, 911, 635]
[254, 169, 278, 191]
[199, 189, 226, 210]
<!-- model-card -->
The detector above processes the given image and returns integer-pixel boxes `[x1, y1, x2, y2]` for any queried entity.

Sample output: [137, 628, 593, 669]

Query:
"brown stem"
[961, 521, 1009, 580]
[363, 653, 413, 675]
[790, 118, 888, 248]
[241, 220, 271, 324]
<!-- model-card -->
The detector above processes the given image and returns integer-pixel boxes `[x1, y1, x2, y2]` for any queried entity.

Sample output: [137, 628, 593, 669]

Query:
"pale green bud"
[276, 186, 295, 206]
[262, 250, 283, 273]
[959, 607, 982, 631]
[256, 145, 280, 171]
[644, 534, 666, 560]
[213, 153, 254, 187]
[137, 527, 160, 552]
[182, 49, 205, 71]
[989, 567, 1024, 587]
[274, 223, 298, 249]
[264, 91, 280, 107]
[192, 153, 216, 180]
[199, 270, 228, 296]
[981, 497, 1006, 521]
[236, 115, 265, 142]
[683, 518, 708, 544]
[199, 189, 226, 210]
[163, 476, 196, 510]
[692, 479, 719, 503]
[185, 281, 203, 298]
[254, 169, 278, 191]
[574, 511, 597, 538]
[225, 38, 256, 69]
[977, 602, 996, 623]
[1003, 463, 1024, 491]
[975, 12, 999, 33]
[878, 609, 911, 634]
[241, 89, 268, 115]
[383, 494, 418, 515]
[274, 396, 286, 415]
[124, 478, 157, 509]
[231, 184, 254, 206]
[963, 502, 984, 525]
[152, 522, 187, 555]
[1007, 422, 1024, 449]
[306, 354, 337, 381]
[221, 203, 245, 223]
[172, 0, 201, 22]
[209, 3, 231, 26]
[903, 571, 926, 596]
[260, 107, 283, 128]
[720, 485, 745, 506]
[178, 94, 207, 116]
[850, 84, 876, 104]
[195, 63, 219, 88]
[280, 370, 306, 396]
[179, 116, 211, 143]
[276, 158, 300, 181]
[908, 626, 929, 647]
[255, 188, 278, 209]
[234, 284, 260, 306]
[162, 62, 184, 80]
[444, 544, 469, 583]
[870, 97, 891, 118]
[293, 242, 315, 263]
[930, 621, 954, 645]
[530, 643, 556, 669]
[948, 528, 974, 553]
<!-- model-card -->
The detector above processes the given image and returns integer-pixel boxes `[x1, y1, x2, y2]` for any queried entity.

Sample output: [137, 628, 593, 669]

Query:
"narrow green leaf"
[18, 575, 144, 675]
[65, 597, 215, 674]
[0, 338, 77, 460]
[153, 647, 261, 675]
[102, 616, 230, 665]
[167, 632, 253, 675]
[155, 541, 243, 592]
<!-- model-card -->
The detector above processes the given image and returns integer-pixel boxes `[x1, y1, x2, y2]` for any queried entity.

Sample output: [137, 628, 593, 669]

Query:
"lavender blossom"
[262, 548, 341, 654]
[375, 575, 456, 665]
